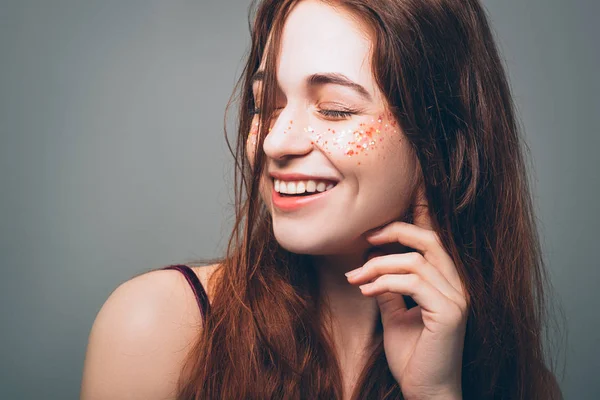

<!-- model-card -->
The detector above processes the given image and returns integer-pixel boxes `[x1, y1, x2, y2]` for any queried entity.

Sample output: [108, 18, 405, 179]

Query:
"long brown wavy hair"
[172, 0, 565, 398]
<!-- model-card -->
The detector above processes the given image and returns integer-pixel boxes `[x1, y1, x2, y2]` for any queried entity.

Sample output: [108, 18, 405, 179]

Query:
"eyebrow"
[250, 70, 372, 102]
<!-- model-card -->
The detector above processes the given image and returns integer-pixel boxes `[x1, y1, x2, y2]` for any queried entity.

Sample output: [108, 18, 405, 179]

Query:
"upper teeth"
[274, 179, 336, 194]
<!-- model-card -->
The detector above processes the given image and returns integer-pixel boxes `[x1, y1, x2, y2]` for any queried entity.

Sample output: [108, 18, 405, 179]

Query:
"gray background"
[0, 0, 597, 399]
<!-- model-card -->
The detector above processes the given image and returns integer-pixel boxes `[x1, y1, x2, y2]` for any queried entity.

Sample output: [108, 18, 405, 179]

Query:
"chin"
[273, 226, 367, 256]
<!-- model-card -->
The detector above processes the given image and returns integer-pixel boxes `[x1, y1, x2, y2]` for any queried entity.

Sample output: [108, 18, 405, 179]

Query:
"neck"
[309, 238, 412, 359]
[311, 249, 381, 362]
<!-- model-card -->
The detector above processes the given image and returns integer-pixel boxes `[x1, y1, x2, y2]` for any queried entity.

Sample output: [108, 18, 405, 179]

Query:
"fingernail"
[345, 267, 362, 277]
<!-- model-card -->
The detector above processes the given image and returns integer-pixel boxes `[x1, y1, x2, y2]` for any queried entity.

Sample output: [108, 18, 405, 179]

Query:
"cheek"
[246, 121, 259, 167]
[246, 123, 273, 211]
[308, 111, 400, 164]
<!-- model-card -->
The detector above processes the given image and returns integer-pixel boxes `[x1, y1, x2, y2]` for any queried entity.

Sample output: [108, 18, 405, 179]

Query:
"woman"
[81, 0, 563, 399]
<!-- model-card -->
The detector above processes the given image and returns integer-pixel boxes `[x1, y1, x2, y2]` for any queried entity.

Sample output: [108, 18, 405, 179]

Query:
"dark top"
[162, 264, 210, 323]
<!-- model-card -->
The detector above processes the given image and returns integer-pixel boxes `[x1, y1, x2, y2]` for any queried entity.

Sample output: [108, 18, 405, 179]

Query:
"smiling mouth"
[273, 179, 337, 197]
[276, 184, 337, 197]
[271, 181, 338, 211]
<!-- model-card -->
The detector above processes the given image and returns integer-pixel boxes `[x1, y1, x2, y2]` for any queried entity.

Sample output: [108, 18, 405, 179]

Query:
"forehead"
[260, 0, 376, 96]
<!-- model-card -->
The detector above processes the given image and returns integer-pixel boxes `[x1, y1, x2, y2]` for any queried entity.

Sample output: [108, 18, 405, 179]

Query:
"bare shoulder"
[189, 262, 222, 301]
[80, 263, 222, 400]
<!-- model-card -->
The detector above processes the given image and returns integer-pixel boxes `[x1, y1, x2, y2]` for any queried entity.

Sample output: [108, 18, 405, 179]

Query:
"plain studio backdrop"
[0, 0, 598, 399]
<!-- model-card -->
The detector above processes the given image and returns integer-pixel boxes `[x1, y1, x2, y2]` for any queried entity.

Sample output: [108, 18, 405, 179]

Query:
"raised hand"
[346, 183, 468, 399]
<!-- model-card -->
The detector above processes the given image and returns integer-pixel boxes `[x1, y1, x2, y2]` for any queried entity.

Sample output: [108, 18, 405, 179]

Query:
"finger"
[373, 290, 408, 318]
[366, 221, 440, 255]
[347, 252, 465, 308]
[365, 222, 464, 298]
[359, 274, 466, 327]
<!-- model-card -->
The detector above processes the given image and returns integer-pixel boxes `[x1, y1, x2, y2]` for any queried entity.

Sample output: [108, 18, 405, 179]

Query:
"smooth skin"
[80, 264, 220, 399]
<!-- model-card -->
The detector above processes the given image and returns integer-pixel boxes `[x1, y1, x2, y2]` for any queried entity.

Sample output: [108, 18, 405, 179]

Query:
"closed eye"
[318, 109, 355, 119]
[249, 107, 356, 120]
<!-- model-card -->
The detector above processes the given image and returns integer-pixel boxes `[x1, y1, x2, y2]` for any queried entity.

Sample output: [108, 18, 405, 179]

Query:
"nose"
[262, 106, 314, 161]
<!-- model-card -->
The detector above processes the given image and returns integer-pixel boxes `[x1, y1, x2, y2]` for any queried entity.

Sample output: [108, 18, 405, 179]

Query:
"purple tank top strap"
[163, 264, 210, 323]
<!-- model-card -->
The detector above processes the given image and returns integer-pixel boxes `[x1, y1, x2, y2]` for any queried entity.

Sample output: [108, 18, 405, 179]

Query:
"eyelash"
[319, 109, 355, 119]
[249, 107, 355, 119]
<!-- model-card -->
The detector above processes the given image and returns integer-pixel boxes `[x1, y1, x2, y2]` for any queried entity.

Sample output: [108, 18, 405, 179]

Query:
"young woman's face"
[247, 0, 419, 256]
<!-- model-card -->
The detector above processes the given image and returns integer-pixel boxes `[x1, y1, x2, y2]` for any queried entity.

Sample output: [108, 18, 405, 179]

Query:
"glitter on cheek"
[250, 112, 399, 166]
[304, 112, 398, 165]
[305, 113, 398, 162]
